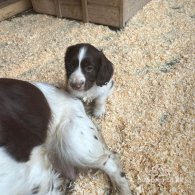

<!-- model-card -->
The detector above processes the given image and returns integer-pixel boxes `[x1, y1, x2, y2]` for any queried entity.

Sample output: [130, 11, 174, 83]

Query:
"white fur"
[0, 147, 63, 195]
[68, 79, 114, 117]
[0, 82, 131, 195]
[68, 67, 85, 89]
[68, 47, 87, 90]
[78, 47, 87, 65]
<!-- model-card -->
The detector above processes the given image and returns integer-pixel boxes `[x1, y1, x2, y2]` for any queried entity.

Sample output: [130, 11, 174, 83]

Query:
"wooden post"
[54, 0, 62, 17]
[81, 0, 88, 23]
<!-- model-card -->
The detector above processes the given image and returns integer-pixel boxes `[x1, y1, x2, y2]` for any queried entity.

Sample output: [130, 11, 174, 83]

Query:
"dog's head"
[65, 43, 113, 91]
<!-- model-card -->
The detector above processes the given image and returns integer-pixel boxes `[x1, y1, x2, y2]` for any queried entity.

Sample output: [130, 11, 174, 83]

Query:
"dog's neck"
[67, 79, 113, 103]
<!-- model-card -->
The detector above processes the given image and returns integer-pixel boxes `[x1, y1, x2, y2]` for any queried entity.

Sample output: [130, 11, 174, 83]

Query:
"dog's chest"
[80, 89, 97, 104]
[82, 95, 94, 104]
[70, 85, 99, 103]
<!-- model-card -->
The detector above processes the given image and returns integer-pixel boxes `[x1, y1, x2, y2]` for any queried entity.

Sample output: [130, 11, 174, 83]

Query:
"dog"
[65, 43, 114, 117]
[0, 78, 131, 195]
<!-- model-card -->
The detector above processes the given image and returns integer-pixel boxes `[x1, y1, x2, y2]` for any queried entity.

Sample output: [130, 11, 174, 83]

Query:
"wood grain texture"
[0, 0, 31, 21]
[81, 0, 89, 23]
[31, 0, 151, 28]
[31, 0, 56, 16]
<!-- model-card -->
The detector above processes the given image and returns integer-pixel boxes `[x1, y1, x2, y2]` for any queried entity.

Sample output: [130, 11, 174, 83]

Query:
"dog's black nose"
[70, 81, 84, 90]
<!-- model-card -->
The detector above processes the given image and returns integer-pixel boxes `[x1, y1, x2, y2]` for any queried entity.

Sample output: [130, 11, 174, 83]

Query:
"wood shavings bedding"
[0, 0, 194, 194]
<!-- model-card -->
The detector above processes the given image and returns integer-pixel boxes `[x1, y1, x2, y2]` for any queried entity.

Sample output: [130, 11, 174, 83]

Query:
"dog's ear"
[96, 52, 114, 87]
[65, 46, 73, 67]
[64, 45, 75, 77]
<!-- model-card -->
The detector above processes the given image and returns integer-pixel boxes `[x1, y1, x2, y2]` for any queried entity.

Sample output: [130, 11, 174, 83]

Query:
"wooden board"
[122, 0, 151, 27]
[31, 0, 56, 16]
[88, 4, 120, 27]
[0, 0, 32, 21]
[31, 0, 151, 28]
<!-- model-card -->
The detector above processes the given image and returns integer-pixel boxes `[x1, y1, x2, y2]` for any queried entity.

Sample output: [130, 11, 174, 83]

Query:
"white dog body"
[0, 79, 131, 195]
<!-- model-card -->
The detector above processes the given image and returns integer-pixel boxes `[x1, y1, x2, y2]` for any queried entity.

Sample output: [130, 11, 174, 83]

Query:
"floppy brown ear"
[64, 45, 75, 78]
[96, 53, 114, 87]
[64, 46, 74, 67]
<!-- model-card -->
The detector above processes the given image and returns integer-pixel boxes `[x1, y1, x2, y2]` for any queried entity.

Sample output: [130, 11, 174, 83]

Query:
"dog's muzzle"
[70, 81, 84, 90]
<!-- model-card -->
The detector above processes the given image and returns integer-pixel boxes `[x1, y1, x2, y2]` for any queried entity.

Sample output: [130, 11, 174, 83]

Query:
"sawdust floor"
[0, 0, 194, 194]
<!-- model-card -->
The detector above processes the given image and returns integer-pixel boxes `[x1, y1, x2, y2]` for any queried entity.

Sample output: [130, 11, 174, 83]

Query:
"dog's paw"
[65, 180, 75, 192]
[93, 107, 105, 117]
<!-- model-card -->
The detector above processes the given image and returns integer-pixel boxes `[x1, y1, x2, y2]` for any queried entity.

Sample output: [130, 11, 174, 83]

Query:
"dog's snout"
[70, 81, 84, 90]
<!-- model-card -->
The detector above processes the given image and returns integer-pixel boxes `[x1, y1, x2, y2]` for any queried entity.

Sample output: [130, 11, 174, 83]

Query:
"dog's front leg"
[93, 95, 107, 117]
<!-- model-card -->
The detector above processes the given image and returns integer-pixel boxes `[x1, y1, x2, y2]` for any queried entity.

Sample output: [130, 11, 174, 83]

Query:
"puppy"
[65, 43, 114, 117]
[0, 78, 131, 195]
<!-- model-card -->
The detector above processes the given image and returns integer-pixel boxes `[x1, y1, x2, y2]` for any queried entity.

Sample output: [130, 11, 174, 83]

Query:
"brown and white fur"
[0, 78, 131, 195]
[65, 43, 114, 117]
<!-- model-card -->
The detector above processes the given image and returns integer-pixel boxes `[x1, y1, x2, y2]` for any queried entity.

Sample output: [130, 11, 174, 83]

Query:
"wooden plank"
[59, 0, 82, 20]
[88, 4, 120, 27]
[31, 0, 56, 15]
[123, 0, 151, 26]
[31, 0, 151, 28]
[0, 0, 18, 8]
[59, 0, 81, 6]
[88, 0, 120, 7]
[81, 0, 88, 23]
[60, 3, 120, 26]
[60, 4, 82, 20]
[31, 0, 56, 16]
[0, 0, 32, 21]
[54, 0, 62, 17]
[119, 0, 124, 28]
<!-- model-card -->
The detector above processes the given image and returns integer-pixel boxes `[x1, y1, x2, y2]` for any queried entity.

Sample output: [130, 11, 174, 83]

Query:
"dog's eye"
[85, 66, 94, 72]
